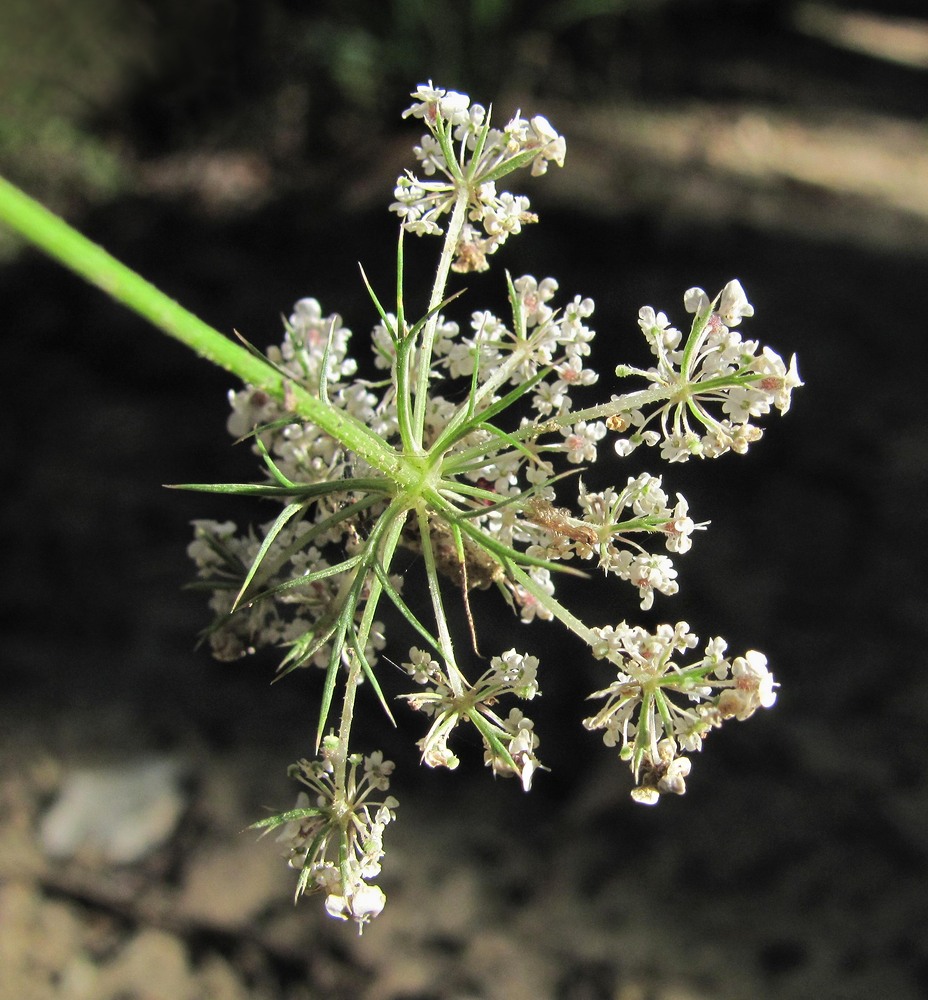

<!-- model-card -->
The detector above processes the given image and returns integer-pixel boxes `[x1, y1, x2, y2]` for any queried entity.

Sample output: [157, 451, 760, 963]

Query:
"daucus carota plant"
[0, 82, 801, 932]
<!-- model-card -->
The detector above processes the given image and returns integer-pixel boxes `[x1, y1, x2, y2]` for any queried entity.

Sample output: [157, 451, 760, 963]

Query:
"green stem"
[333, 651, 363, 800]
[535, 383, 677, 433]
[390, 230, 418, 455]
[411, 184, 470, 449]
[352, 508, 408, 671]
[0, 174, 402, 480]
[508, 563, 599, 647]
[415, 504, 465, 696]
[679, 307, 712, 381]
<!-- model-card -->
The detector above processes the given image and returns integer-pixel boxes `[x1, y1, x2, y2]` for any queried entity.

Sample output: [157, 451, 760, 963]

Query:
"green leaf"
[467, 113, 493, 178]
[244, 551, 364, 606]
[316, 613, 352, 750]
[267, 494, 382, 569]
[165, 476, 391, 499]
[452, 512, 588, 579]
[433, 365, 550, 460]
[247, 806, 323, 833]
[505, 270, 524, 336]
[275, 615, 341, 680]
[233, 501, 305, 611]
[441, 467, 581, 520]
[394, 225, 406, 334]
[348, 624, 396, 727]
[373, 563, 444, 660]
[316, 317, 337, 405]
[405, 286, 467, 343]
[479, 146, 544, 186]
[432, 112, 462, 181]
[359, 264, 396, 341]
[253, 435, 298, 489]
[467, 708, 516, 771]
[231, 329, 296, 383]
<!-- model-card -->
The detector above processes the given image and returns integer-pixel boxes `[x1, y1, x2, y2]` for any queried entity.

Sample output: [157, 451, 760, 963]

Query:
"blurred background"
[2, 1, 927, 998]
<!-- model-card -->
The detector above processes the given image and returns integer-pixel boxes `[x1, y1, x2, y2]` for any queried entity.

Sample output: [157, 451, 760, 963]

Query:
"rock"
[39, 758, 188, 866]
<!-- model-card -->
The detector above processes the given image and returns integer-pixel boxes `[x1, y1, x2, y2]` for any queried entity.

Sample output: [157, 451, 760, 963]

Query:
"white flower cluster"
[402, 647, 543, 790]
[516, 475, 704, 611]
[189, 278, 794, 765]
[392, 81, 566, 272]
[193, 273, 687, 649]
[189, 277, 795, 804]
[227, 297, 394, 480]
[583, 621, 777, 803]
[187, 517, 390, 666]
[268, 744, 398, 929]
[184, 84, 801, 928]
[611, 280, 802, 461]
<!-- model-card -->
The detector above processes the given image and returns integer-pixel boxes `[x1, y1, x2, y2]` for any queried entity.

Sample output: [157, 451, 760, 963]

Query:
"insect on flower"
[524, 497, 598, 545]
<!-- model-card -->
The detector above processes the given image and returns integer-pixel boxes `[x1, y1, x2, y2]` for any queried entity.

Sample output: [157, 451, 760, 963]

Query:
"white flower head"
[187, 82, 802, 927]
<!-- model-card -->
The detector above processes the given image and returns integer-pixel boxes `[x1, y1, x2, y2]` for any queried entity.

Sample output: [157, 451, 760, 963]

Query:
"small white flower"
[510, 728, 541, 791]
[532, 379, 570, 416]
[684, 286, 712, 316]
[658, 754, 691, 796]
[527, 115, 566, 175]
[554, 356, 598, 388]
[561, 420, 606, 463]
[453, 103, 488, 144]
[404, 647, 440, 685]
[490, 649, 540, 699]
[621, 553, 679, 610]
[481, 191, 534, 237]
[716, 657, 770, 720]
[363, 751, 395, 792]
[511, 569, 555, 622]
[717, 279, 754, 327]
[626, 472, 668, 516]
[325, 882, 386, 927]
[755, 347, 803, 414]
[513, 274, 559, 327]
[638, 306, 678, 344]
[722, 385, 772, 422]
[562, 294, 595, 329]
[403, 81, 471, 126]
[226, 387, 278, 438]
[663, 494, 700, 554]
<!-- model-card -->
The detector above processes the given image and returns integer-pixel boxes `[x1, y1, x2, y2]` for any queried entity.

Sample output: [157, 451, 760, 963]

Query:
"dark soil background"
[2, 2, 927, 998]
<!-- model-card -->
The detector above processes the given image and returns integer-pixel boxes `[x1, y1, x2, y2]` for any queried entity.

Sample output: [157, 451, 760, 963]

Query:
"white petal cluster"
[269, 752, 398, 932]
[401, 646, 543, 790]
[402, 82, 472, 127]
[391, 82, 566, 272]
[583, 622, 777, 802]
[612, 280, 802, 461]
